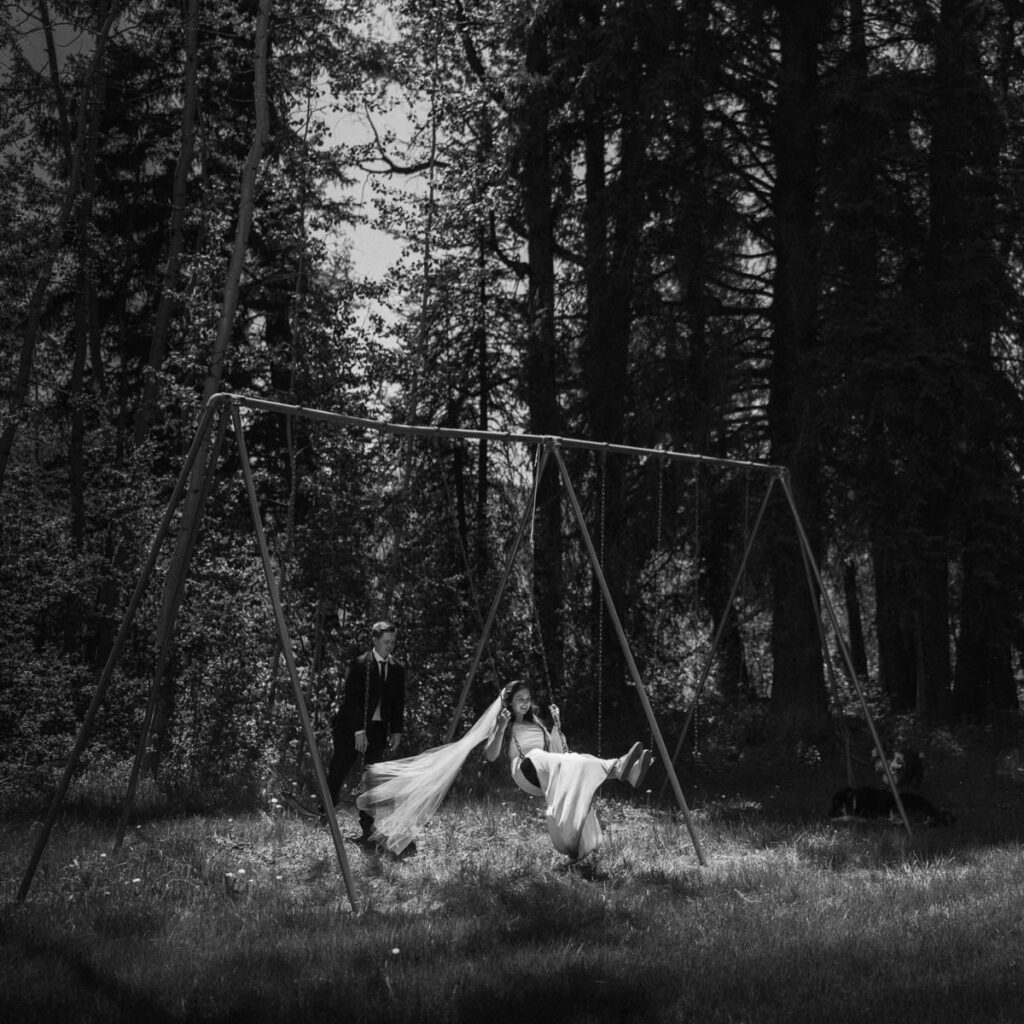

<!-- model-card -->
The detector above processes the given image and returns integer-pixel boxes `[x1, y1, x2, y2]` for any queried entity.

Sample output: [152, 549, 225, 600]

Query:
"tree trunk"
[704, 485, 750, 702]
[69, 279, 91, 548]
[69, 0, 110, 551]
[938, 0, 1019, 718]
[133, 0, 200, 446]
[767, 0, 830, 742]
[913, 533, 951, 721]
[871, 533, 916, 711]
[0, 3, 122, 495]
[146, 0, 273, 774]
[955, 545, 1018, 714]
[581, 75, 626, 699]
[919, 0, 1007, 721]
[517, 8, 564, 687]
[474, 121, 491, 572]
[681, 0, 716, 458]
[842, 560, 868, 680]
[39, 0, 71, 169]
[579, 0, 647, 708]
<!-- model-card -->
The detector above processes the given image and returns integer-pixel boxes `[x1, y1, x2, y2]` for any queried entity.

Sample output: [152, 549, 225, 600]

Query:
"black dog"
[829, 785, 954, 827]
[872, 747, 925, 790]
[829, 785, 894, 820]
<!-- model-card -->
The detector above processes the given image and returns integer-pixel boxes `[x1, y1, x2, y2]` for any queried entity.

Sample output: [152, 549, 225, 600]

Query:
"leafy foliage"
[2, 0, 1024, 814]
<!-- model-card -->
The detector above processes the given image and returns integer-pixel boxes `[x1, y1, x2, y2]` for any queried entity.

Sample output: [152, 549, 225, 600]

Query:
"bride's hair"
[502, 680, 542, 722]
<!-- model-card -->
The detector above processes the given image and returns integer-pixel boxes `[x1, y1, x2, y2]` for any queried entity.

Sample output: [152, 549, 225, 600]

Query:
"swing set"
[16, 391, 912, 913]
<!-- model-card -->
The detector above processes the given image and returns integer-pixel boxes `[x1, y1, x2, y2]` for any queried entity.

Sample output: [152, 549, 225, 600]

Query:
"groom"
[325, 620, 406, 841]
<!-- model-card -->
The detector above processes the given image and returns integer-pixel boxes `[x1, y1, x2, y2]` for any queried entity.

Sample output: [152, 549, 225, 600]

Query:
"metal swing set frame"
[17, 391, 911, 913]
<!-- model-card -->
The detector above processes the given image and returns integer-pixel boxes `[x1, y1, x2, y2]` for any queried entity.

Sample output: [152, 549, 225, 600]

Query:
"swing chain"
[528, 448, 555, 699]
[692, 464, 700, 588]
[655, 456, 664, 557]
[691, 465, 701, 757]
[597, 450, 607, 757]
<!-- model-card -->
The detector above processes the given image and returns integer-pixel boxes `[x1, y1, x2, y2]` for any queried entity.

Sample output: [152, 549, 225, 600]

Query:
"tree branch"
[358, 103, 447, 175]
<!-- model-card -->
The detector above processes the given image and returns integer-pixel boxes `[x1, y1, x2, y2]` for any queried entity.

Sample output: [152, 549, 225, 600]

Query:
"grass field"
[2, 748, 1023, 1024]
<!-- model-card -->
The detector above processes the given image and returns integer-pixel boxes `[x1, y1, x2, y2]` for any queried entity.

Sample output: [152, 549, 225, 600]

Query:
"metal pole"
[551, 443, 707, 866]
[114, 406, 231, 848]
[659, 475, 778, 801]
[787, 489, 859, 787]
[228, 394, 783, 476]
[232, 404, 361, 910]
[445, 444, 552, 742]
[777, 473, 913, 837]
[16, 395, 223, 902]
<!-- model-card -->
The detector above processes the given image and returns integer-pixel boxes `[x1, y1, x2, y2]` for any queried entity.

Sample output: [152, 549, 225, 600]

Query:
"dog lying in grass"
[829, 785, 955, 827]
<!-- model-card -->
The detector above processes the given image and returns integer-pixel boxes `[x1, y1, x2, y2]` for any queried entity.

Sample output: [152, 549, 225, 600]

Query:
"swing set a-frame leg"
[785, 482, 862, 792]
[777, 473, 913, 838]
[550, 443, 708, 867]
[18, 395, 363, 912]
[651, 468, 913, 841]
[114, 406, 232, 850]
[232, 404, 361, 911]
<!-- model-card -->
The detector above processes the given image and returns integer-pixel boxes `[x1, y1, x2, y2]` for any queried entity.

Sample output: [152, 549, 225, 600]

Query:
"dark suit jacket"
[334, 650, 406, 745]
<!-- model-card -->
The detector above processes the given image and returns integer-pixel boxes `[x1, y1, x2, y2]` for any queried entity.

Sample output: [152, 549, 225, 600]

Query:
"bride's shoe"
[627, 749, 653, 789]
[611, 742, 643, 781]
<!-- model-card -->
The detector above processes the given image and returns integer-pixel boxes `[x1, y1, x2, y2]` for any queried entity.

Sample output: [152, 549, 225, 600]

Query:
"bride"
[355, 680, 651, 859]
[482, 681, 652, 859]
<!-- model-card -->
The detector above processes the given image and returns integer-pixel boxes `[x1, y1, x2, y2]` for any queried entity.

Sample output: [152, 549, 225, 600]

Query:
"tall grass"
[2, 771, 1023, 1024]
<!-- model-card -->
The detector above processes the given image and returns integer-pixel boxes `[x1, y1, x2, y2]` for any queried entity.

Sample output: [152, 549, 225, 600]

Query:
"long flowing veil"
[356, 695, 503, 854]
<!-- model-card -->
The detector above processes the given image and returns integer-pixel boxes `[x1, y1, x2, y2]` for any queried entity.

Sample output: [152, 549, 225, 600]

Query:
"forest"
[2, 0, 1024, 810]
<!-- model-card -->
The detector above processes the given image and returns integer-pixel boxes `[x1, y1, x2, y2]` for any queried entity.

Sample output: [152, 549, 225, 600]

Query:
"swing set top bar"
[214, 393, 788, 477]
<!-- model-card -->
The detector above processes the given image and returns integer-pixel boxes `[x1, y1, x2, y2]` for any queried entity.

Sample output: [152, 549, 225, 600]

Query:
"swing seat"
[512, 760, 544, 798]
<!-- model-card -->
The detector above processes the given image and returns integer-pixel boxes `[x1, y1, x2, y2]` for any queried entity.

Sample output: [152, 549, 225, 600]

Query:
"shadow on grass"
[3, 911, 178, 1024]
[453, 964, 657, 1024]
